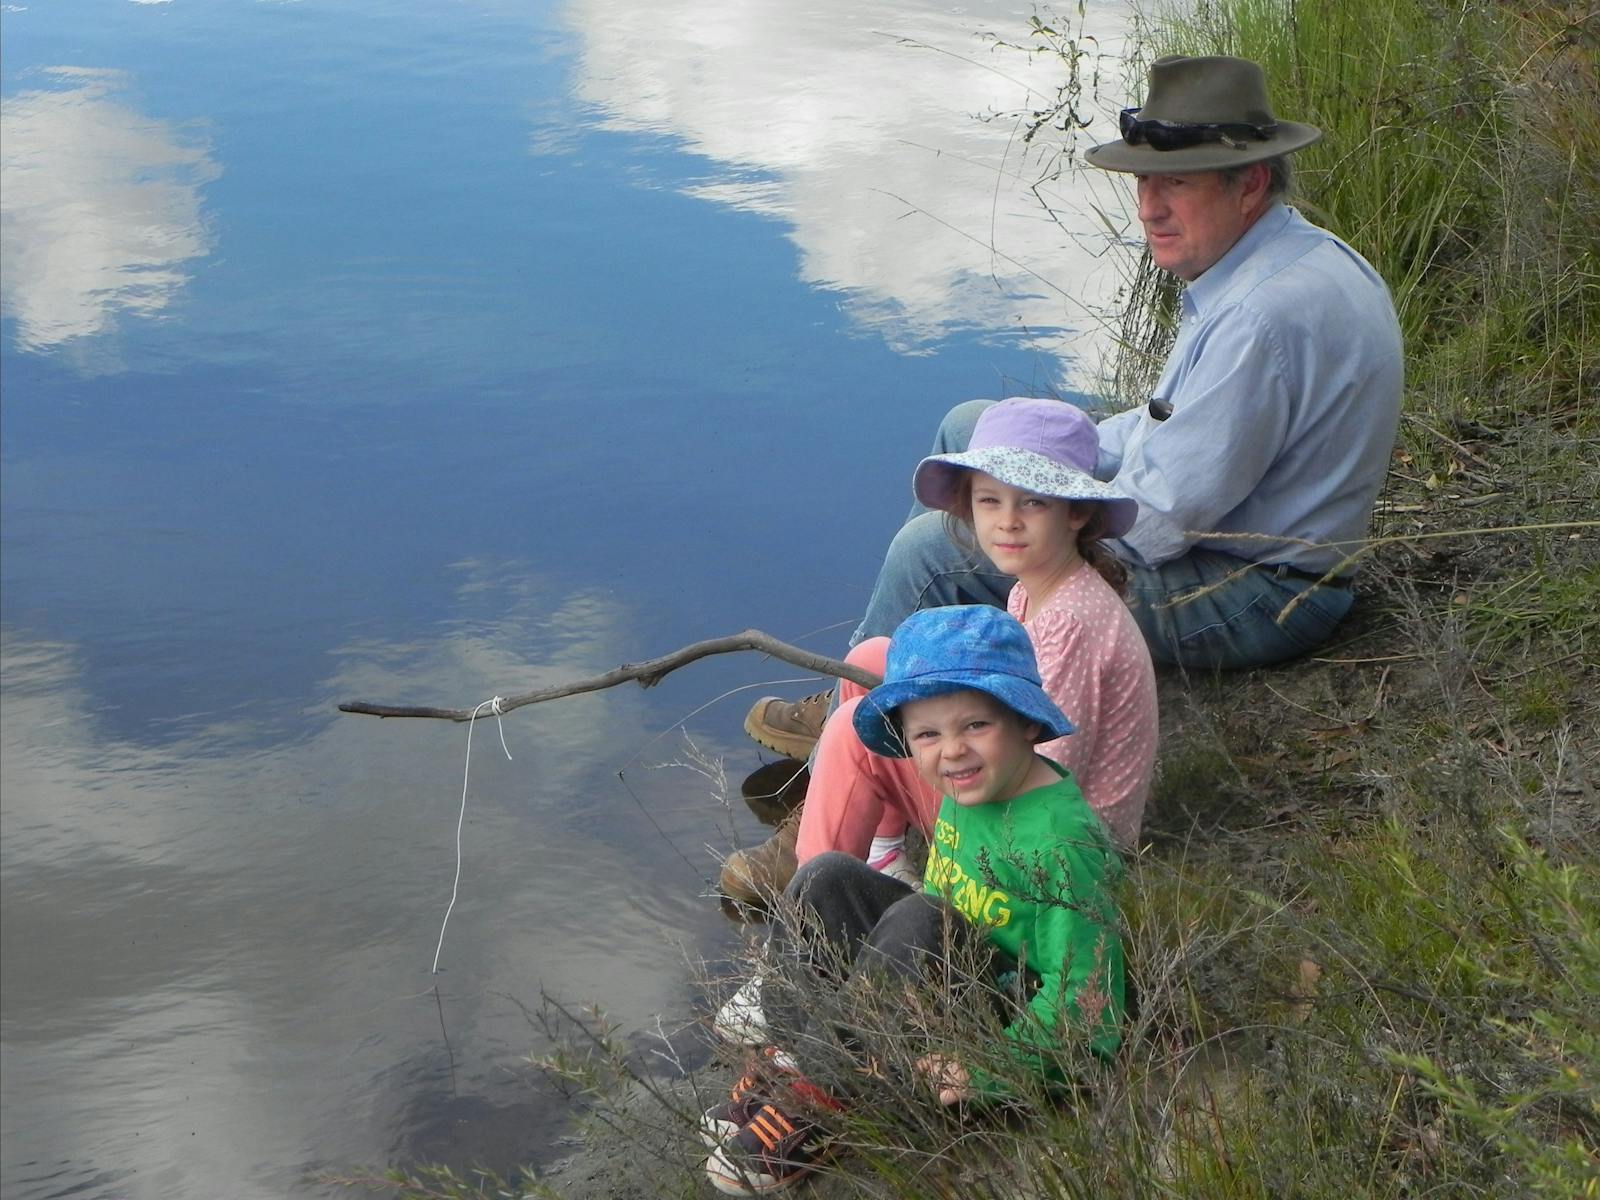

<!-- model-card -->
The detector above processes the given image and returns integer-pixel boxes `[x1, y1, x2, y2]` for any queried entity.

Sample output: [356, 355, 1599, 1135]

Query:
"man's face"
[1135, 169, 1260, 281]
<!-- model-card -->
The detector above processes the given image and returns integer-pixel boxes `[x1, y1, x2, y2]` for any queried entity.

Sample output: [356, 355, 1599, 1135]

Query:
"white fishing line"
[432, 696, 513, 974]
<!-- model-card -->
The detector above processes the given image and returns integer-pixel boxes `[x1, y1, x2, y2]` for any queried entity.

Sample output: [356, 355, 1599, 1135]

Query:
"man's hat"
[1085, 55, 1320, 173]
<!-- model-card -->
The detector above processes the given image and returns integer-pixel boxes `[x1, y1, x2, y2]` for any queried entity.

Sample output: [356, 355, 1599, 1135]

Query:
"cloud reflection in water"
[564, 0, 1137, 384]
[0, 68, 219, 359]
[0, 561, 738, 1197]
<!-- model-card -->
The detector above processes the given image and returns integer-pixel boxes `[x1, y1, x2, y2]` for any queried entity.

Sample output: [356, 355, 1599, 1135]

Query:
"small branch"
[338, 629, 879, 721]
[1403, 412, 1495, 469]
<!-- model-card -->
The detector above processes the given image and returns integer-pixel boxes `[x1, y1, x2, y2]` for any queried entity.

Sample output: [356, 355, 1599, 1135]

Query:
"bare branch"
[337, 629, 879, 721]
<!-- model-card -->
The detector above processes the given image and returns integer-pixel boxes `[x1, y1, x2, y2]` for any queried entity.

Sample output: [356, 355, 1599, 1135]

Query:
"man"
[728, 55, 1403, 896]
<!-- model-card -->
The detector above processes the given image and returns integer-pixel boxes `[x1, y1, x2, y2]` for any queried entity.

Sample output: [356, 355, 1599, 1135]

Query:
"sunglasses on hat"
[1119, 107, 1278, 152]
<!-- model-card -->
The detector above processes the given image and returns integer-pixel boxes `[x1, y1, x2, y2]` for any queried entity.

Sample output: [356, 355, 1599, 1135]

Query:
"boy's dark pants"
[762, 852, 1000, 1088]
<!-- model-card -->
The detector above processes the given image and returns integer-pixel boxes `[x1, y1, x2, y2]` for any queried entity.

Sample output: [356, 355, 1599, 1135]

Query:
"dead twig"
[337, 629, 880, 721]
[1403, 412, 1496, 470]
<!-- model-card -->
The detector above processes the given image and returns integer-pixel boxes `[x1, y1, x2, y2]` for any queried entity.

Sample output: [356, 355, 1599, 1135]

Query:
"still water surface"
[1, 1, 1132, 1195]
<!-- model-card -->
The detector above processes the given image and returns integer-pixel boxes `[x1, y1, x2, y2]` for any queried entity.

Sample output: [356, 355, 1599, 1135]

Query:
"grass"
[344, 1, 1598, 1196]
[1145, 0, 1600, 378]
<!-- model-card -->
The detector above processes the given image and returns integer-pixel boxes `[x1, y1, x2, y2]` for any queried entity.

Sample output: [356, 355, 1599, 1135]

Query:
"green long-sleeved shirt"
[923, 760, 1125, 1092]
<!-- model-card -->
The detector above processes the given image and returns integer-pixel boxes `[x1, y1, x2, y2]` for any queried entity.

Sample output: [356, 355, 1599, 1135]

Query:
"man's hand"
[915, 1053, 971, 1106]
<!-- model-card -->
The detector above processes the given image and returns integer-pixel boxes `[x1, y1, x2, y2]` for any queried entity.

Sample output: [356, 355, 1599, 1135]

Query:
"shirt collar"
[1182, 201, 1291, 316]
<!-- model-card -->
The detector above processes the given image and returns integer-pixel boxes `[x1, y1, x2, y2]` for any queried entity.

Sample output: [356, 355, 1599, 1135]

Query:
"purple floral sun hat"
[913, 398, 1139, 539]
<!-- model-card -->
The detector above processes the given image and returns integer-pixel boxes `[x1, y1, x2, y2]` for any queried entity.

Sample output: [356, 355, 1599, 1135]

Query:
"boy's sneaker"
[743, 691, 831, 760]
[699, 1048, 808, 1147]
[704, 1095, 830, 1195]
[713, 977, 769, 1047]
[700, 1081, 760, 1147]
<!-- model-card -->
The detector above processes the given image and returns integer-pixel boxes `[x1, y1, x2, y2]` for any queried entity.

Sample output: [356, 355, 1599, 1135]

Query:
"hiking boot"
[739, 758, 809, 825]
[704, 1088, 837, 1195]
[719, 808, 801, 906]
[743, 691, 831, 760]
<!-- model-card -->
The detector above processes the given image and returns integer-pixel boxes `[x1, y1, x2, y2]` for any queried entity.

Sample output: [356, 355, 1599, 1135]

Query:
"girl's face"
[897, 689, 1041, 807]
[967, 472, 1091, 582]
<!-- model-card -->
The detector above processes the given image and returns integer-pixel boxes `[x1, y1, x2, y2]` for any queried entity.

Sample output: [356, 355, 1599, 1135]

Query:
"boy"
[706, 605, 1126, 1194]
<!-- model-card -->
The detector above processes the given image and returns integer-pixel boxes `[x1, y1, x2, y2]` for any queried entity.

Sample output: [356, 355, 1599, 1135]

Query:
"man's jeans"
[851, 400, 1354, 671]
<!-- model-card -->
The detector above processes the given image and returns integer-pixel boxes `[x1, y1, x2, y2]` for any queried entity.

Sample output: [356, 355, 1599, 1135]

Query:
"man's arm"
[1111, 306, 1294, 566]
[1093, 407, 1143, 481]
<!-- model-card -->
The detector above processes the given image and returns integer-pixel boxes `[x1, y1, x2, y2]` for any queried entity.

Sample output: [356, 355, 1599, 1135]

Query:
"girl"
[802, 397, 1156, 864]
[716, 397, 1156, 1033]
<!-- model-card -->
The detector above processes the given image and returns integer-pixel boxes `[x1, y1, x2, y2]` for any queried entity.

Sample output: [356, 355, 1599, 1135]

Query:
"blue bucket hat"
[853, 606, 1075, 759]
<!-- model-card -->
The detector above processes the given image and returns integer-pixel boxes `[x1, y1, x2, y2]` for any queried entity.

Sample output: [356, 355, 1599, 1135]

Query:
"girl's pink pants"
[793, 638, 939, 865]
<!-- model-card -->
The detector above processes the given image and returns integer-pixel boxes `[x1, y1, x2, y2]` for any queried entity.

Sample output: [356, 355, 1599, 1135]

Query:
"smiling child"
[703, 604, 1125, 1195]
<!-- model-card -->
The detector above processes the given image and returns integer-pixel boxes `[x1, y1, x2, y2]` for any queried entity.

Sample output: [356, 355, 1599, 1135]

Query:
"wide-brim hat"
[913, 398, 1138, 539]
[853, 605, 1074, 759]
[1086, 55, 1321, 173]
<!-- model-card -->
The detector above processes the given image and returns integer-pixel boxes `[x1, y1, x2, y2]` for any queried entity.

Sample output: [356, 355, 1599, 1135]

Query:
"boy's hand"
[915, 1053, 971, 1105]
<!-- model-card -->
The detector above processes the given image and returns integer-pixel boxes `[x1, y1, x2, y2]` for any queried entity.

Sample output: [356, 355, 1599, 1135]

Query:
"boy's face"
[897, 689, 1041, 807]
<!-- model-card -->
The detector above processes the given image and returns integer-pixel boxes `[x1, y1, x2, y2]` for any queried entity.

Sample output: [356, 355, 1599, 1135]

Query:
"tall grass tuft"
[1134, 0, 1599, 432]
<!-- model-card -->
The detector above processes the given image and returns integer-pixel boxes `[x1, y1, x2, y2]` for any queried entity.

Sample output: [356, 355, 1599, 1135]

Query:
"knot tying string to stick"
[487, 696, 512, 758]
[431, 696, 515, 974]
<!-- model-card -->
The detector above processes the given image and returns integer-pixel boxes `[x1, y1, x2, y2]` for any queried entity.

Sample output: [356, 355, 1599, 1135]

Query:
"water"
[0, 1, 1132, 1195]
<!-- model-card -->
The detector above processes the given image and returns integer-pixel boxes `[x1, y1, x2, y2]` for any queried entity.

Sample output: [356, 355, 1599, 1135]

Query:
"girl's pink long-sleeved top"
[795, 561, 1158, 861]
[1008, 562, 1157, 849]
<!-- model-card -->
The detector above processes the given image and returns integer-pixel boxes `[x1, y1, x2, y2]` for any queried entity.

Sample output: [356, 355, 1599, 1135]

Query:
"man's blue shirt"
[1095, 204, 1403, 573]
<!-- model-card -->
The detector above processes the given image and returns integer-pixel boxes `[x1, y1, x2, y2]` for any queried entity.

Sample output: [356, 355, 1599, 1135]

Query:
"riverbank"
[352, 0, 1598, 1196]
[348, 425, 1597, 1200]
[354, 497, 1597, 1197]
[521, 493, 1597, 1200]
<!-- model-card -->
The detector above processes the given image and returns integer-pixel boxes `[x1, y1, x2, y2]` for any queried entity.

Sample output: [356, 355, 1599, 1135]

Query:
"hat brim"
[852, 669, 1075, 759]
[1085, 121, 1320, 173]
[913, 447, 1139, 540]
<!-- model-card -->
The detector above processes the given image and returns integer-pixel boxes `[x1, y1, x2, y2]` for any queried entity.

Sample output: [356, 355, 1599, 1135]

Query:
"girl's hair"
[942, 474, 1129, 596]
